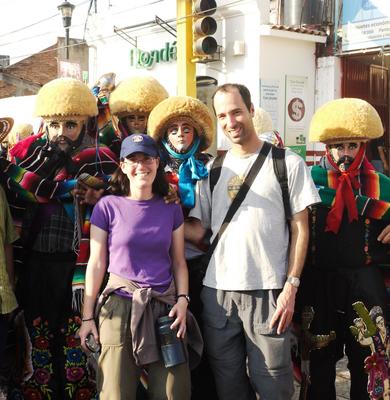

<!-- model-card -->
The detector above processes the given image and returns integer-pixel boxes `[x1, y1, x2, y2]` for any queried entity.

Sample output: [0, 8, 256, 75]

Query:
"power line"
[5, 0, 250, 63]
[0, 14, 58, 39]
[0, 0, 166, 48]
[0, 0, 91, 40]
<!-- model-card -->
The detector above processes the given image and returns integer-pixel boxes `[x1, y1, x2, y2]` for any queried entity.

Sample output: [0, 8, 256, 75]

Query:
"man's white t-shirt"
[189, 147, 320, 291]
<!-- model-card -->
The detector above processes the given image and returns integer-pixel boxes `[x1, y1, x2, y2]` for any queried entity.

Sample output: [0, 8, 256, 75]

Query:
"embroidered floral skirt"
[18, 251, 96, 400]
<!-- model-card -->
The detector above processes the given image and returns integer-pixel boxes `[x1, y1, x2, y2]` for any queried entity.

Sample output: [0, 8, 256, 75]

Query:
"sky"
[0, 0, 101, 64]
[0, 0, 96, 125]
[0, 0, 165, 65]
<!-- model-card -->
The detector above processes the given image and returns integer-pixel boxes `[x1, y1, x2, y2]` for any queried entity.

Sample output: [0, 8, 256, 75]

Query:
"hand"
[168, 298, 188, 338]
[164, 184, 180, 205]
[378, 224, 390, 244]
[78, 320, 99, 353]
[270, 283, 297, 335]
[74, 182, 105, 205]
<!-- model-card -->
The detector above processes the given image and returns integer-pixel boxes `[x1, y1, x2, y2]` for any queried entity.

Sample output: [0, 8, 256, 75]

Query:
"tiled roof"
[270, 24, 327, 37]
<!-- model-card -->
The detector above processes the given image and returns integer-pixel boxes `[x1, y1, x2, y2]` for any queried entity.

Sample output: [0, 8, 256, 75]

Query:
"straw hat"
[109, 76, 168, 117]
[309, 98, 383, 143]
[35, 78, 98, 119]
[253, 107, 273, 134]
[8, 123, 34, 146]
[148, 96, 215, 151]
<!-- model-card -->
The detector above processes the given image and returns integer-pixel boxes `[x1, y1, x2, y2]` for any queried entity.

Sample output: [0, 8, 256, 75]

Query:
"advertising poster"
[259, 79, 281, 131]
[284, 75, 308, 158]
[342, 0, 390, 52]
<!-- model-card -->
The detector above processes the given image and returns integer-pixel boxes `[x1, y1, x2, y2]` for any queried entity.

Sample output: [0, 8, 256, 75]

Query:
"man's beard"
[51, 135, 75, 153]
[337, 155, 354, 171]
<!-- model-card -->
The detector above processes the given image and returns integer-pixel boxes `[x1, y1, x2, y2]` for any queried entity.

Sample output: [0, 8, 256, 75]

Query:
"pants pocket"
[254, 289, 281, 335]
[99, 294, 131, 346]
[200, 287, 227, 329]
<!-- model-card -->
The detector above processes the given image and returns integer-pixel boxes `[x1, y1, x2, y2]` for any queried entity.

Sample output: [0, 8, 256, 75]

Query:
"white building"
[84, 0, 327, 158]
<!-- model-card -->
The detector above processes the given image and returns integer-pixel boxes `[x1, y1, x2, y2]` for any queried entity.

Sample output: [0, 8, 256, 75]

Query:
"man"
[297, 97, 390, 400]
[185, 83, 320, 400]
[0, 78, 118, 399]
[108, 75, 168, 156]
[148, 95, 216, 398]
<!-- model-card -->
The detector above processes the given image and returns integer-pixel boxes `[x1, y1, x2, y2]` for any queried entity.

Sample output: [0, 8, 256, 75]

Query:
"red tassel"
[10, 131, 44, 160]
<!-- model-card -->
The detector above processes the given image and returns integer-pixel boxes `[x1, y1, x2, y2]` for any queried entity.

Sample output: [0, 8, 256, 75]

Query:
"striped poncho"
[0, 136, 118, 311]
[311, 165, 390, 222]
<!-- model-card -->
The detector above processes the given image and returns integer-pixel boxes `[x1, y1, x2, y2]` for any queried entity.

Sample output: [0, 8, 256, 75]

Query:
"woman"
[78, 133, 199, 400]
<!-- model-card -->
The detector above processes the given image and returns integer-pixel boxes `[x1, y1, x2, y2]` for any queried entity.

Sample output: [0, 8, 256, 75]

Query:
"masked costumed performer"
[297, 98, 390, 400]
[0, 78, 118, 399]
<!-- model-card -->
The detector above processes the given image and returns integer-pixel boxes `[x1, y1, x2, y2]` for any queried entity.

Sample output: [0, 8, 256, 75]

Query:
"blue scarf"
[162, 137, 208, 208]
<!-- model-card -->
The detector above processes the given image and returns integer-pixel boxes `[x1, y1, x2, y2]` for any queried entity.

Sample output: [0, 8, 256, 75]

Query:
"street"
[293, 357, 351, 399]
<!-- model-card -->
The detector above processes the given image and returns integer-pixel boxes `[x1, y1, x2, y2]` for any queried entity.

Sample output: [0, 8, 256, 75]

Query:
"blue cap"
[120, 134, 159, 159]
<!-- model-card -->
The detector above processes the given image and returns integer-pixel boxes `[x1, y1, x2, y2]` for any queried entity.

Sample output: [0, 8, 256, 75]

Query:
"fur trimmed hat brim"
[109, 76, 168, 117]
[35, 78, 98, 118]
[147, 96, 215, 151]
[0, 117, 14, 143]
[309, 98, 383, 143]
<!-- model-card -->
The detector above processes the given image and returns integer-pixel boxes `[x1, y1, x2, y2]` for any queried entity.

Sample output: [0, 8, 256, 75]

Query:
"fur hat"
[109, 76, 168, 117]
[253, 107, 273, 134]
[35, 78, 98, 119]
[8, 123, 34, 146]
[148, 96, 215, 151]
[309, 98, 383, 143]
[0, 117, 13, 143]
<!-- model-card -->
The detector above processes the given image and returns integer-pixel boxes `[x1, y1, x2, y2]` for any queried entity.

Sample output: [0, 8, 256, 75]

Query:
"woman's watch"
[177, 294, 191, 303]
[286, 276, 300, 288]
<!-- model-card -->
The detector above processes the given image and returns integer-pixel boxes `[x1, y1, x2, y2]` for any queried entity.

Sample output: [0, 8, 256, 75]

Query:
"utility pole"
[176, 0, 196, 97]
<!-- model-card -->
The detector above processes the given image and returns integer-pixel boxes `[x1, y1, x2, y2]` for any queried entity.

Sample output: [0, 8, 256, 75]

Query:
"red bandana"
[325, 143, 372, 233]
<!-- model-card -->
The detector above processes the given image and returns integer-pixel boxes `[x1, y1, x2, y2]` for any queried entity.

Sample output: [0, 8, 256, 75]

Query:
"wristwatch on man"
[286, 276, 300, 288]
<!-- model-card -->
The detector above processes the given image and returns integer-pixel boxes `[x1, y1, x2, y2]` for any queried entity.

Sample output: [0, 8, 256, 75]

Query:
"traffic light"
[192, 0, 218, 58]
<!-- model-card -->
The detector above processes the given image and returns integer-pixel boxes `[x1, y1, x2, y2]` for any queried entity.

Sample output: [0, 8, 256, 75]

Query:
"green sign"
[288, 145, 307, 160]
[130, 41, 177, 69]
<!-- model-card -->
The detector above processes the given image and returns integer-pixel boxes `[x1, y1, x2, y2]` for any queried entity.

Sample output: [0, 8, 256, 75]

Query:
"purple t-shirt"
[91, 195, 184, 291]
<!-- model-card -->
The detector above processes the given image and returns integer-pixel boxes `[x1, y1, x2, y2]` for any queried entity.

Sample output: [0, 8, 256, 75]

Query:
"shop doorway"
[342, 55, 389, 174]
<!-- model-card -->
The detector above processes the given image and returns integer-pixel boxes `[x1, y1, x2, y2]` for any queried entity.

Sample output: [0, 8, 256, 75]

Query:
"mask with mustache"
[51, 135, 74, 153]
[49, 125, 86, 154]
[337, 155, 355, 171]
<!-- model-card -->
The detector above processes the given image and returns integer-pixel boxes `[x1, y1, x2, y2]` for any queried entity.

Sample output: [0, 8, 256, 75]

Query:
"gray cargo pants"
[200, 286, 294, 400]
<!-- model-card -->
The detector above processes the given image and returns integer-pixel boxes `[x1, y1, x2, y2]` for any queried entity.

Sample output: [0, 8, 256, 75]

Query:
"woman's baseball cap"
[120, 133, 159, 159]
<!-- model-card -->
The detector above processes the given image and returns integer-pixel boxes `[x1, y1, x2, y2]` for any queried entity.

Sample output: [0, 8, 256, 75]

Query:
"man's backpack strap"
[208, 142, 272, 255]
[209, 146, 291, 220]
[272, 146, 292, 220]
[209, 151, 227, 196]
